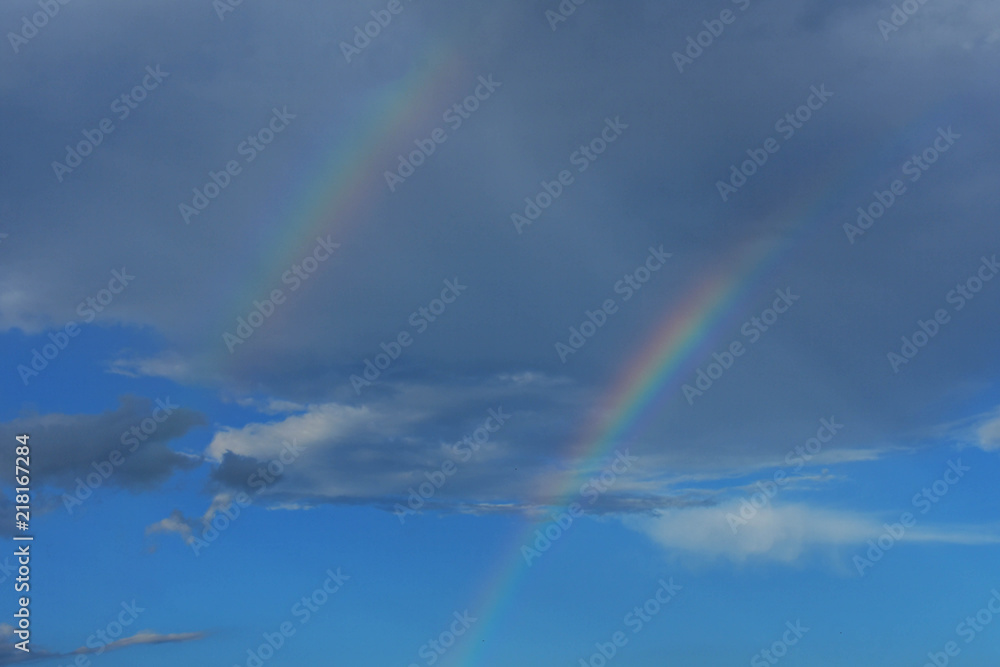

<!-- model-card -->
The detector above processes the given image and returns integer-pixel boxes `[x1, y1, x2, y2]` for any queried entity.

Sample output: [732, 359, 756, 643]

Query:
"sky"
[1, 0, 1000, 665]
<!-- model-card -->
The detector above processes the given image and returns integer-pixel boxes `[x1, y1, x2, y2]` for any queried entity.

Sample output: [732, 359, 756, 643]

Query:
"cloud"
[229, 397, 309, 415]
[0, 625, 205, 665]
[144, 379, 724, 543]
[932, 405, 1000, 453]
[190, 378, 594, 508]
[145, 493, 247, 545]
[976, 412, 1000, 451]
[0, 397, 206, 494]
[146, 508, 199, 545]
[67, 630, 207, 656]
[205, 402, 383, 462]
[197, 397, 686, 512]
[142, 374, 970, 547]
[108, 352, 201, 385]
[626, 502, 1000, 565]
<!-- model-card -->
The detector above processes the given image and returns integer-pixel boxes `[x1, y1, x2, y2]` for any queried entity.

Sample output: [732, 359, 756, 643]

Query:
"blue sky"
[2, 0, 1000, 665]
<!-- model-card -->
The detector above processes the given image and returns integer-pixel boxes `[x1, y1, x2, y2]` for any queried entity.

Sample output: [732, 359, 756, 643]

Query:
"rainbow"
[213, 46, 469, 350]
[211, 46, 949, 661]
[446, 153, 860, 665]
[444, 243, 774, 666]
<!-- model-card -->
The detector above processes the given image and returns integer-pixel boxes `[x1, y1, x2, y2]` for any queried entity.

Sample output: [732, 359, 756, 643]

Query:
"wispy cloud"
[0, 625, 205, 665]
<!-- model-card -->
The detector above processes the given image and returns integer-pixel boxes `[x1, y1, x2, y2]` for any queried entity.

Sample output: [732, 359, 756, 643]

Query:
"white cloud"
[976, 413, 1000, 451]
[936, 405, 1000, 452]
[108, 352, 202, 384]
[205, 402, 384, 462]
[627, 502, 1000, 565]
[145, 509, 197, 545]
[0, 281, 50, 333]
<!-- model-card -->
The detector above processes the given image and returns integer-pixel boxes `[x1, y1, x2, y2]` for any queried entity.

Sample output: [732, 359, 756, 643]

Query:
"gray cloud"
[0, 396, 206, 495]
[0, 624, 205, 665]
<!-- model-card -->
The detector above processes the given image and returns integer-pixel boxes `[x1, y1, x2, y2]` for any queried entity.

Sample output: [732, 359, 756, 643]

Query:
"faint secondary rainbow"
[214, 45, 469, 350]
